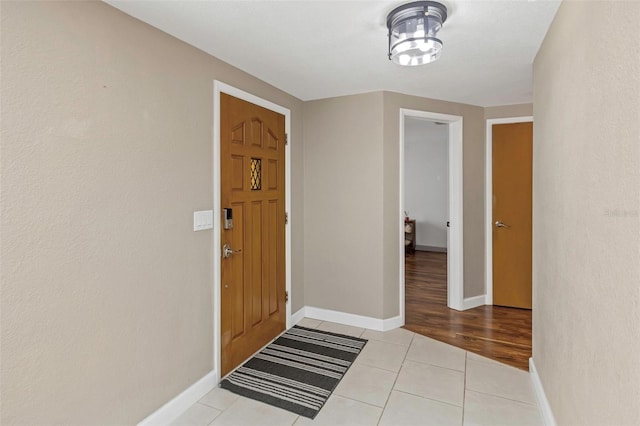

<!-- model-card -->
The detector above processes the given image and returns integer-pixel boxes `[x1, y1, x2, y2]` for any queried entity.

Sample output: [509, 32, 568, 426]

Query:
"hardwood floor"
[404, 250, 532, 370]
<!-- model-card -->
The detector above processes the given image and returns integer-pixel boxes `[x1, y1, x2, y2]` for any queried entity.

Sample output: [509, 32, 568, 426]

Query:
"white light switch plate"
[194, 210, 213, 231]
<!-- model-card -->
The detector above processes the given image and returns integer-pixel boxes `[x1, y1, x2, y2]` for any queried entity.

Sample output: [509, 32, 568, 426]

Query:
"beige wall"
[303, 91, 488, 319]
[533, 2, 640, 425]
[0, 2, 303, 424]
[303, 93, 385, 318]
[485, 103, 533, 120]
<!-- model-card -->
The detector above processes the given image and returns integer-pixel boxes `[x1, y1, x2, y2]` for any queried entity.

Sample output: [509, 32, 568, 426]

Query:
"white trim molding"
[213, 81, 292, 382]
[301, 306, 403, 332]
[484, 116, 533, 305]
[291, 307, 306, 325]
[529, 358, 557, 426]
[137, 370, 217, 426]
[415, 245, 447, 253]
[462, 295, 487, 310]
[400, 108, 464, 314]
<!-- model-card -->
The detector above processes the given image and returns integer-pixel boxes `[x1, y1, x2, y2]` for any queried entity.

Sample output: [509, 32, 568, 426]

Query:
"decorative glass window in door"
[250, 158, 262, 190]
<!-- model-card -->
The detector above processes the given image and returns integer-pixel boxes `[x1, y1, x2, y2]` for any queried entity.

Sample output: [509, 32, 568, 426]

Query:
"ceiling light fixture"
[387, 1, 448, 66]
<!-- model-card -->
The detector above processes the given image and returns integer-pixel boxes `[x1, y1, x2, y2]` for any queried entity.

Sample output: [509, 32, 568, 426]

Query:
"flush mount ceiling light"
[387, 1, 448, 66]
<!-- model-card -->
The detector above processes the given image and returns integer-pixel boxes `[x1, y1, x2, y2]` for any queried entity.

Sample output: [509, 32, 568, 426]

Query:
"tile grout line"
[464, 388, 539, 406]
[404, 355, 467, 373]
[196, 401, 222, 411]
[462, 351, 468, 425]
[464, 358, 537, 406]
[466, 356, 529, 372]
[355, 360, 402, 374]
[332, 393, 390, 411]
[391, 389, 463, 409]
[197, 392, 238, 412]
[204, 403, 222, 426]
[375, 330, 415, 426]
[201, 394, 242, 425]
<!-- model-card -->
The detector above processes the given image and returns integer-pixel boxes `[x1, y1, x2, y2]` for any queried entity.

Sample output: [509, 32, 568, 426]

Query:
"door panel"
[492, 122, 533, 309]
[220, 93, 286, 376]
[231, 156, 244, 190]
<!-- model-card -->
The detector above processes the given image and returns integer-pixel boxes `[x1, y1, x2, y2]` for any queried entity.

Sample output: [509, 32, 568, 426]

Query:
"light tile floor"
[171, 319, 543, 426]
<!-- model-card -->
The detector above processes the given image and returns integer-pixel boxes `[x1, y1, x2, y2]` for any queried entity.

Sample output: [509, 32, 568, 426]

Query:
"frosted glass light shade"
[387, 1, 447, 66]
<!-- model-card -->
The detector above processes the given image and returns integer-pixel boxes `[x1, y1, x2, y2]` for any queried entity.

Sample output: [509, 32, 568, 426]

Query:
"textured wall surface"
[533, 1, 640, 424]
[484, 103, 533, 120]
[0, 2, 303, 424]
[303, 93, 385, 318]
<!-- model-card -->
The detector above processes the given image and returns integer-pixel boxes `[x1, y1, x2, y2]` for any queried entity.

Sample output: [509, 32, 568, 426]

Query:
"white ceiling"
[104, 0, 561, 107]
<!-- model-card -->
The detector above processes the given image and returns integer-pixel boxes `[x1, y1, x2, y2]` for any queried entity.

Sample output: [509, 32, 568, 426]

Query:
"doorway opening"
[403, 117, 451, 333]
[398, 108, 464, 325]
[213, 81, 292, 381]
[404, 118, 449, 256]
[400, 112, 533, 370]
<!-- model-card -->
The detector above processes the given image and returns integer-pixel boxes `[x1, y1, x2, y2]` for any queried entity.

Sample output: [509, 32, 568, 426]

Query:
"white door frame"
[212, 81, 292, 381]
[484, 116, 533, 305]
[399, 108, 464, 320]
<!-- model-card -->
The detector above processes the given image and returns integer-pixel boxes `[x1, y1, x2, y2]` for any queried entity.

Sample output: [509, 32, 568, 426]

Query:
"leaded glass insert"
[250, 158, 262, 190]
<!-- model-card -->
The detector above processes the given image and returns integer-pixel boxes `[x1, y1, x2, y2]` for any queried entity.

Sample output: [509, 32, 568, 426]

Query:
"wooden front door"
[492, 122, 533, 309]
[220, 93, 286, 376]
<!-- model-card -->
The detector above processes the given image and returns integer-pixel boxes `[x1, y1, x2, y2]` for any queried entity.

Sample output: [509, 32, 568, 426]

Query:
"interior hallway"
[404, 251, 532, 370]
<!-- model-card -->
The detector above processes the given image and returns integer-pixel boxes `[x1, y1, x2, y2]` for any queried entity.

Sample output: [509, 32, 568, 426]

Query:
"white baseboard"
[415, 245, 447, 253]
[529, 358, 557, 426]
[291, 307, 306, 325]
[462, 295, 486, 310]
[303, 306, 403, 332]
[380, 315, 403, 331]
[137, 370, 217, 426]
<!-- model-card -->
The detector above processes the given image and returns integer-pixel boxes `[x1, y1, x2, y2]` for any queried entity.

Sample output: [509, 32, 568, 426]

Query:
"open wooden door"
[220, 93, 286, 376]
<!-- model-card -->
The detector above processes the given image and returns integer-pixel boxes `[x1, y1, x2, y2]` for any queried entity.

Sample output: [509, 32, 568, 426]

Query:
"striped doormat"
[219, 325, 367, 419]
